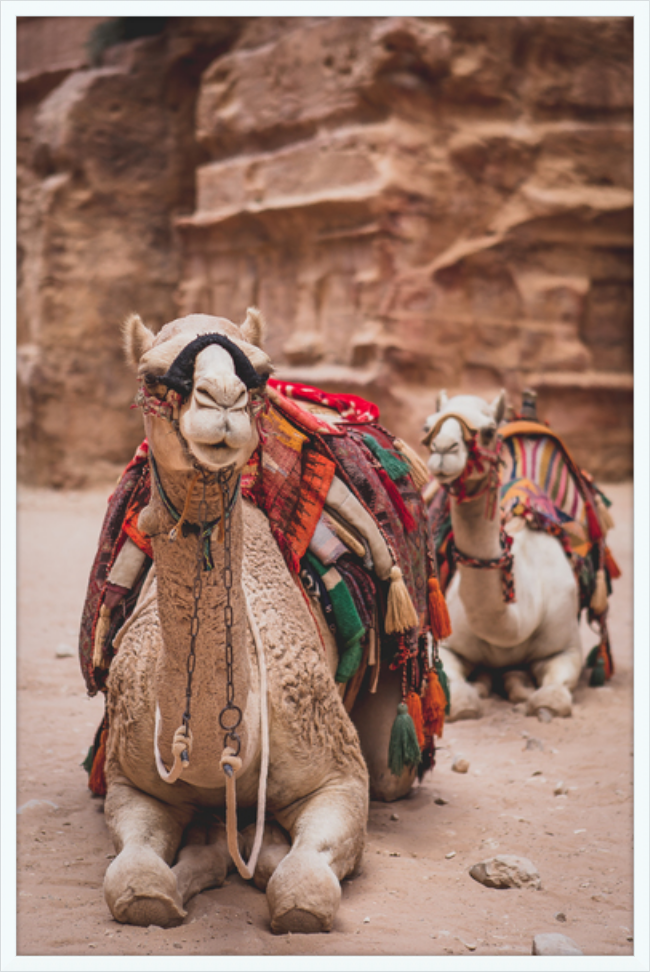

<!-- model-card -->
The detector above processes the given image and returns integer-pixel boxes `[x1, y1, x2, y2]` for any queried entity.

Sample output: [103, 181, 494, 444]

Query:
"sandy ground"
[12, 481, 636, 962]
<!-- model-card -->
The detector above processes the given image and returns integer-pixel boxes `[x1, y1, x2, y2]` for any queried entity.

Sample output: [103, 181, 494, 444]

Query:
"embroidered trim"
[452, 528, 516, 603]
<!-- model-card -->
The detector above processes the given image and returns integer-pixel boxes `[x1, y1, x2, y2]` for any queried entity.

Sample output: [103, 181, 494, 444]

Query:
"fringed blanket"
[80, 378, 449, 794]
[428, 420, 620, 684]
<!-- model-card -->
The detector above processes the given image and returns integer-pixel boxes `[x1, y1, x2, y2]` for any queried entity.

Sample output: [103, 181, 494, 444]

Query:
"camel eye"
[480, 427, 495, 445]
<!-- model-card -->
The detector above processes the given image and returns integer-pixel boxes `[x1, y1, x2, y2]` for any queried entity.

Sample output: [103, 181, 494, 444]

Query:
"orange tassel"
[428, 576, 452, 641]
[422, 669, 447, 739]
[88, 724, 107, 797]
[604, 546, 622, 580]
[406, 691, 425, 749]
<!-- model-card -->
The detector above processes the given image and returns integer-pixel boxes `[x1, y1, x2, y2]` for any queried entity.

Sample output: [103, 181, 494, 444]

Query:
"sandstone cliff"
[17, 16, 633, 484]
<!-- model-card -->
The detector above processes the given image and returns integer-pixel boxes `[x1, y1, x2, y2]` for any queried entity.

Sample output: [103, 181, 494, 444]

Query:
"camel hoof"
[526, 684, 572, 718]
[448, 681, 482, 722]
[503, 670, 535, 704]
[271, 907, 327, 935]
[267, 850, 340, 934]
[104, 847, 186, 928]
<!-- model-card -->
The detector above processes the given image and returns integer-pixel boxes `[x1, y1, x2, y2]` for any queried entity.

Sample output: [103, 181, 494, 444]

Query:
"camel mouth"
[189, 440, 240, 470]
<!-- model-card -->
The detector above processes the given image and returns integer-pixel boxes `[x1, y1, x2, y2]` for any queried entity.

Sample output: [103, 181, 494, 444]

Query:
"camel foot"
[104, 846, 186, 928]
[267, 850, 341, 934]
[369, 764, 417, 803]
[525, 684, 572, 719]
[448, 680, 482, 722]
[504, 670, 535, 704]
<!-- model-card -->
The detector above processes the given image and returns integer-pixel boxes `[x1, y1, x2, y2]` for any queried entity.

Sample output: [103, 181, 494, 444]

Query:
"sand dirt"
[14, 482, 635, 960]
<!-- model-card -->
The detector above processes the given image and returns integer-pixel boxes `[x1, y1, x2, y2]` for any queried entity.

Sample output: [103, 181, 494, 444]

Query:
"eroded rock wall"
[17, 16, 633, 484]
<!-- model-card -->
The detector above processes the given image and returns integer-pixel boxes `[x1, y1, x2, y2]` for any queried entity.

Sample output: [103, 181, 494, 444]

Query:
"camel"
[422, 390, 587, 722]
[97, 308, 427, 934]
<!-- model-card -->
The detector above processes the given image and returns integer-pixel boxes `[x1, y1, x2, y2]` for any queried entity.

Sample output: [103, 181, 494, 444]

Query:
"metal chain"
[218, 468, 243, 761]
[180, 471, 210, 760]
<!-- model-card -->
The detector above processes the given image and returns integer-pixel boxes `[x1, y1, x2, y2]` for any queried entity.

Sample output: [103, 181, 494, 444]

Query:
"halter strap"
[149, 452, 240, 570]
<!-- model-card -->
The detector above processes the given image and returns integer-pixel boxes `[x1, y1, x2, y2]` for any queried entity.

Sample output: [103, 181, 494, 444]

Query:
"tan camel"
[422, 391, 584, 721]
[100, 309, 419, 934]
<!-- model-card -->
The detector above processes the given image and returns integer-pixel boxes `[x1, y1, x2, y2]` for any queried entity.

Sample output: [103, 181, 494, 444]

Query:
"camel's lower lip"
[189, 441, 237, 467]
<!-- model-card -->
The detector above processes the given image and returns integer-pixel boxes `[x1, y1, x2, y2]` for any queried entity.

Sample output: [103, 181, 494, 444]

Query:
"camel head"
[123, 308, 272, 473]
[422, 390, 506, 488]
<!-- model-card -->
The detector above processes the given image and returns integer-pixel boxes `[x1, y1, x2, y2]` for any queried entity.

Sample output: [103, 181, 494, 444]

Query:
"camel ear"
[122, 313, 155, 369]
[436, 389, 448, 411]
[491, 389, 506, 424]
[241, 306, 266, 348]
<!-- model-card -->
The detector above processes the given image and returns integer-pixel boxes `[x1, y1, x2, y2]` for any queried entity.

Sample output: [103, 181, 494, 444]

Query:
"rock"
[536, 707, 553, 723]
[390, 812, 399, 821]
[445, 851, 456, 859]
[452, 755, 470, 773]
[525, 737, 544, 751]
[434, 796, 448, 805]
[469, 855, 541, 890]
[554, 781, 568, 796]
[532, 933, 582, 955]
[555, 912, 567, 922]
[55, 643, 74, 658]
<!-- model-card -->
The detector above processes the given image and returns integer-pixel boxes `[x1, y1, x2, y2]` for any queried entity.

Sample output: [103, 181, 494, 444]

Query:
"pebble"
[554, 782, 568, 796]
[452, 755, 470, 774]
[525, 737, 544, 751]
[469, 855, 541, 890]
[445, 851, 456, 859]
[555, 912, 567, 922]
[390, 812, 399, 821]
[434, 796, 448, 805]
[363, 917, 370, 923]
[532, 933, 582, 955]
[55, 643, 74, 658]
[536, 707, 553, 723]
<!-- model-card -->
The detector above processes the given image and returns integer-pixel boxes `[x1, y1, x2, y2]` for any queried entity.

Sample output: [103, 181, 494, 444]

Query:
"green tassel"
[585, 644, 600, 668]
[589, 656, 606, 687]
[82, 744, 95, 775]
[363, 434, 410, 481]
[435, 657, 451, 714]
[388, 703, 422, 776]
[335, 634, 364, 683]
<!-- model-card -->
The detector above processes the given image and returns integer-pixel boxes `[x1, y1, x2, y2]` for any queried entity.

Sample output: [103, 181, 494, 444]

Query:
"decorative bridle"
[136, 332, 271, 878]
[424, 412, 515, 603]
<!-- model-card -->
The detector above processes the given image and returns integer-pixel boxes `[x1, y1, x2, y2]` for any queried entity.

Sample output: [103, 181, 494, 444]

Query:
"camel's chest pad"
[154, 333, 268, 401]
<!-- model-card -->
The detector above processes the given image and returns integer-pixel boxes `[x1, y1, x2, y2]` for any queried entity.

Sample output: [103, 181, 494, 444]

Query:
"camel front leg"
[438, 644, 483, 721]
[171, 815, 232, 904]
[526, 645, 583, 718]
[268, 778, 368, 934]
[104, 780, 190, 928]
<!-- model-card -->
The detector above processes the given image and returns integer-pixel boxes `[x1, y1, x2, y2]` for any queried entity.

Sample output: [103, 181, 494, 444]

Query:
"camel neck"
[451, 487, 502, 561]
[147, 460, 255, 787]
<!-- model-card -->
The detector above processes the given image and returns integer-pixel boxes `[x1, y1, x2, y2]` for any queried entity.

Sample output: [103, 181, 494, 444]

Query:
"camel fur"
[100, 310, 417, 934]
[423, 391, 583, 722]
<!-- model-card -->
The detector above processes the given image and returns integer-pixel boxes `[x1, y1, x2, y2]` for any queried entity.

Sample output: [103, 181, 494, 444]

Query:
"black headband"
[156, 333, 267, 399]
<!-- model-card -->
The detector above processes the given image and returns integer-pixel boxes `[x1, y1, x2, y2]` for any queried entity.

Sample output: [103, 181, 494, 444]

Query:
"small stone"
[363, 917, 370, 923]
[55, 643, 74, 658]
[445, 851, 456, 859]
[452, 755, 470, 773]
[532, 933, 582, 955]
[537, 707, 553, 723]
[434, 796, 448, 805]
[469, 855, 541, 890]
[390, 812, 399, 821]
[554, 782, 568, 796]
[531, 770, 543, 776]
[555, 912, 567, 922]
[525, 737, 544, 751]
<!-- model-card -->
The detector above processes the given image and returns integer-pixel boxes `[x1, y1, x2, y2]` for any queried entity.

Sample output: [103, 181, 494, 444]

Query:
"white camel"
[97, 308, 421, 934]
[422, 391, 583, 721]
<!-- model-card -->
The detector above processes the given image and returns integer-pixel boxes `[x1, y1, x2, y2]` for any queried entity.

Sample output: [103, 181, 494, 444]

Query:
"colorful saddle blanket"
[79, 379, 444, 792]
[428, 420, 620, 679]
